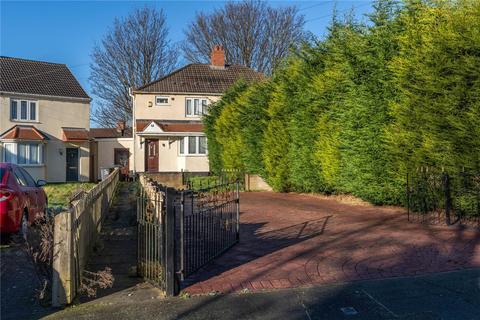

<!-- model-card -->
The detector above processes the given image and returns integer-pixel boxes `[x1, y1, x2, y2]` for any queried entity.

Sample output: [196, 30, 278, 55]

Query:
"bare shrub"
[80, 267, 115, 298]
[14, 211, 55, 303]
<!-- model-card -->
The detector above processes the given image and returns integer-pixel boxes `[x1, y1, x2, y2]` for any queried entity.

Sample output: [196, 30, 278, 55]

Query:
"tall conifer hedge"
[204, 0, 480, 205]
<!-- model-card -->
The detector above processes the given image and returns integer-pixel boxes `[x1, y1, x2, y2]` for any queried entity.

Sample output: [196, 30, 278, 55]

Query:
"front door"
[66, 148, 79, 181]
[114, 148, 130, 178]
[145, 139, 159, 172]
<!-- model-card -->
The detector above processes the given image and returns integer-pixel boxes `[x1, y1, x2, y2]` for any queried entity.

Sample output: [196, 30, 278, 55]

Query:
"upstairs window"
[186, 98, 208, 117]
[155, 96, 169, 105]
[10, 99, 38, 121]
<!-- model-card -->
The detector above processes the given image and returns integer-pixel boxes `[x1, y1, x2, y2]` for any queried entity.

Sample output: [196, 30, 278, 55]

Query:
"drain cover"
[340, 307, 358, 316]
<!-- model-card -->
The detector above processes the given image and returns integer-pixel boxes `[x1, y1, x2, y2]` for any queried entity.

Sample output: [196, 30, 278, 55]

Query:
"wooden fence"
[52, 168, 120, 306]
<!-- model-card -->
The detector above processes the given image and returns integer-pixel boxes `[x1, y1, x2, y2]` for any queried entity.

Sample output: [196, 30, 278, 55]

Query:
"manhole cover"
[340, 307, 358, 316]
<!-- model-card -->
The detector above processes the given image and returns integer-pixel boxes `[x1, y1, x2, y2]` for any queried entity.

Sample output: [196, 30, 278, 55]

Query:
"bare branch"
[183, 0, 305, 75]
[90, 6, 178, 126]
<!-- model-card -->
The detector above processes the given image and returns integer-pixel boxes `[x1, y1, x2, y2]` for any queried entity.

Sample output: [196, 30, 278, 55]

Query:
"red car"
[0, 163, 47, 235]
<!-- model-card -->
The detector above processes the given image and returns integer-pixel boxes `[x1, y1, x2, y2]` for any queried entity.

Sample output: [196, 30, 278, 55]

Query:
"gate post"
[165, 187, 177, 296]
[443, 172, 452, 225]
[235, 179, 240, 241]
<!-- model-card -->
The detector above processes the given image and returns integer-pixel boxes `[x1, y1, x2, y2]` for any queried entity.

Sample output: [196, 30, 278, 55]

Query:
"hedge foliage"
[204, 0, 480, 205]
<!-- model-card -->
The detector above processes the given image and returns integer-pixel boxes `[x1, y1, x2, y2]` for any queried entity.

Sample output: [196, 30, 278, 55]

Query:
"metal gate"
[137, 175, 240, 295]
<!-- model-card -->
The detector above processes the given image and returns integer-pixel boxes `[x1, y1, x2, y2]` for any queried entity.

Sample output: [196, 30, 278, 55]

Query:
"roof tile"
[0, 56, 90, 99]
[0, 125, 48, 141]
[136, 64, 264, 94]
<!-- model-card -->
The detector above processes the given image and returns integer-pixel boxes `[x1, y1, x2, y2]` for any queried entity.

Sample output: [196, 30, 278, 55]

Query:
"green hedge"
[204, 0, 480, 205]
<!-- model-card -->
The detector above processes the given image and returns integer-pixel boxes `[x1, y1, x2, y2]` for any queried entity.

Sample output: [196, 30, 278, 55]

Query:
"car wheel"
[19, 212, 28, 241]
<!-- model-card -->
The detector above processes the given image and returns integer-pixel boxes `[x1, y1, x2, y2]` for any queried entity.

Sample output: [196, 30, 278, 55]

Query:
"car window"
[14, 168, 29, 187]
[0, 168, 6, 184]
[18, 167, 37, 187]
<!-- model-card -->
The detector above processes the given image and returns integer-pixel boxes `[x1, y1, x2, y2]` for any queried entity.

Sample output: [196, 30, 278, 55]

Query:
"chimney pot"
[211, 45, 225, 69]
[117, 121, 126, 136]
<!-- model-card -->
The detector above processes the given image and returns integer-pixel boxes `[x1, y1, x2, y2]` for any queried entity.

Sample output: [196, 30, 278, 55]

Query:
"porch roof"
[0, 125, 48, 141]
[136, 120, 204, 134]
[61, 127, 90, 142]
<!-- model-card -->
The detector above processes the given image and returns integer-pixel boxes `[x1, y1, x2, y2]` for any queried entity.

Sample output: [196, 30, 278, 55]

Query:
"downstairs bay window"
[178, 136, 207, 155]
[2, 143, 44, 165]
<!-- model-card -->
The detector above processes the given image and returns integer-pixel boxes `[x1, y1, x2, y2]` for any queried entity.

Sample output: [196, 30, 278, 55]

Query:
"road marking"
[361, 289, 399, 318]
[295, 292, 313, 320]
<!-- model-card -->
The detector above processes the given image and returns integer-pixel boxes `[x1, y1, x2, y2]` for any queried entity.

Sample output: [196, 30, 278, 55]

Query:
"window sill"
[10, 119, 40, 124]
[17, 164, 45, 167]
[178, 154, 208, 157]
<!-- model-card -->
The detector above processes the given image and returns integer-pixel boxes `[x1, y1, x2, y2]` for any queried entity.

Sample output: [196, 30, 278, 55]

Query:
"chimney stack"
[210, 45, 225, 69]
[117, 120, 126, 136]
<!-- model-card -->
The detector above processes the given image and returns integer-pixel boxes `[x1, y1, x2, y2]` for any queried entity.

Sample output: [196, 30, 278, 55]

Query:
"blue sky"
[0, 0, 373, 126]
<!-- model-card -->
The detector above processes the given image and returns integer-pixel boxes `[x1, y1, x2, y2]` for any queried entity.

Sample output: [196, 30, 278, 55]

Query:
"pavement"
[44, 268, 480, 320]
[81, 181, 140, 301]
[1, 238, 55, 320]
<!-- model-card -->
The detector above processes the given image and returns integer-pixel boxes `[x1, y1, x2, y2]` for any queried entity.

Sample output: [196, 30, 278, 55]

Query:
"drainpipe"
[128, 87, 136, 175]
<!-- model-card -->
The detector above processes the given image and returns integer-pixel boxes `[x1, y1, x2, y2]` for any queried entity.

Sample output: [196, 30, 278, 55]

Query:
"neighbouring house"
[89, 121, 133, 180]
[131, 45, 263, 174]
[0, 57, 91, 182]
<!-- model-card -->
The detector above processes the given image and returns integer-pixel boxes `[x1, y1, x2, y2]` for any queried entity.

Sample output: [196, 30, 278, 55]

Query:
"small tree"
[90, 7, 177, 126]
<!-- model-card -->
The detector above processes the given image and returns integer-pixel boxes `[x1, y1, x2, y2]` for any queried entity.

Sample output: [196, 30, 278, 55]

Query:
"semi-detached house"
[0, 57, 91, 182]
[131, 45, 263, 174]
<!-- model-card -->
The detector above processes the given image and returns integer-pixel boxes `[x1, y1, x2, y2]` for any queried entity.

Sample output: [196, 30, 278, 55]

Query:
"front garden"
[43, 182, 96, 209]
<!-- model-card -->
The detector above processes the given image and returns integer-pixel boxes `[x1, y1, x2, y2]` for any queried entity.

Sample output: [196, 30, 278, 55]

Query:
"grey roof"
[0, 56, 90, 100]
[136, 63, 264, 94]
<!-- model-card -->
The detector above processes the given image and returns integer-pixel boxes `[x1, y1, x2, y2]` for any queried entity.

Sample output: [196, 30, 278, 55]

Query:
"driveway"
[183, 192, 480, 294]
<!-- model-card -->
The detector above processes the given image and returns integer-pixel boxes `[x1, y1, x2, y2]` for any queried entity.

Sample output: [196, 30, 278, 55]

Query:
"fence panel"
[52, 168, 120, 306]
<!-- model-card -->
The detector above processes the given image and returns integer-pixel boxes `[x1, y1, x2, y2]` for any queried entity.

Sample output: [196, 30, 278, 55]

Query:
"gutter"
[0, 91, 92, 103]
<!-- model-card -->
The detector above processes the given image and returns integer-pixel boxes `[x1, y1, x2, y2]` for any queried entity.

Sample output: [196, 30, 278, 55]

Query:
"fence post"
[406, 172, 410, 222]
[52, 211, 73, 307]
[164, 187, 177, 296]
[235, 179, 240, 241]
[179, 190, 185, 281]
[443, 172, 452, 225]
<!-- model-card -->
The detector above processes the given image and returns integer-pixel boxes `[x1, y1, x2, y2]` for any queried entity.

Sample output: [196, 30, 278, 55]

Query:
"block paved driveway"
[183, 192, 480, 294]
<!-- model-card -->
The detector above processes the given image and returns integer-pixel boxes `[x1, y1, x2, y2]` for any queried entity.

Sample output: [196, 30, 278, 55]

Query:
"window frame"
[178, 136, 207, 156]
[1, 142, 44, 166]
[185, 97, 209, 117]
[155, 96, 170, 106]
[10, 98, 39, 122]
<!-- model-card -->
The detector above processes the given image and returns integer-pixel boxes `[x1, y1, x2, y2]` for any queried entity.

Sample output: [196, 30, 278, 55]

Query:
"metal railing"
[137, 175, 167, 290]
[178, 180, 240, 279]
[406, 168, 480, 227]
[137, 174, 240, 296]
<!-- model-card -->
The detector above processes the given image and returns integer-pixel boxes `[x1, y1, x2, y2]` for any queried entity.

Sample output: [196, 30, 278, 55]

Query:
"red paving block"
[183, 192, 480, 294]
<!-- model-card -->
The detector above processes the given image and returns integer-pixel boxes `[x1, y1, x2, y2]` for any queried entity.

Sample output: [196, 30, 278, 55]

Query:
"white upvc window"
[2, 142, 43, 165]
[10, 99, 38, 122]
[185, 98, 208, 117]
[178, 136, 207, 155]
[155, 96, 169, 105]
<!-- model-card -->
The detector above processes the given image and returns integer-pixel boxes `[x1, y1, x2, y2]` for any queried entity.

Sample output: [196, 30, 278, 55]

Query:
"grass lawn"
[43, 182, 96, 208]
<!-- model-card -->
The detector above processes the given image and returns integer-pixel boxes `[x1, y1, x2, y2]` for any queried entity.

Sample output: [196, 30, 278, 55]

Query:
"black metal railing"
[137, 174, 240, 295]
[178, 180, 240, 279]
[137, 181, 167, 290]
[406, 168, 480, 227]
